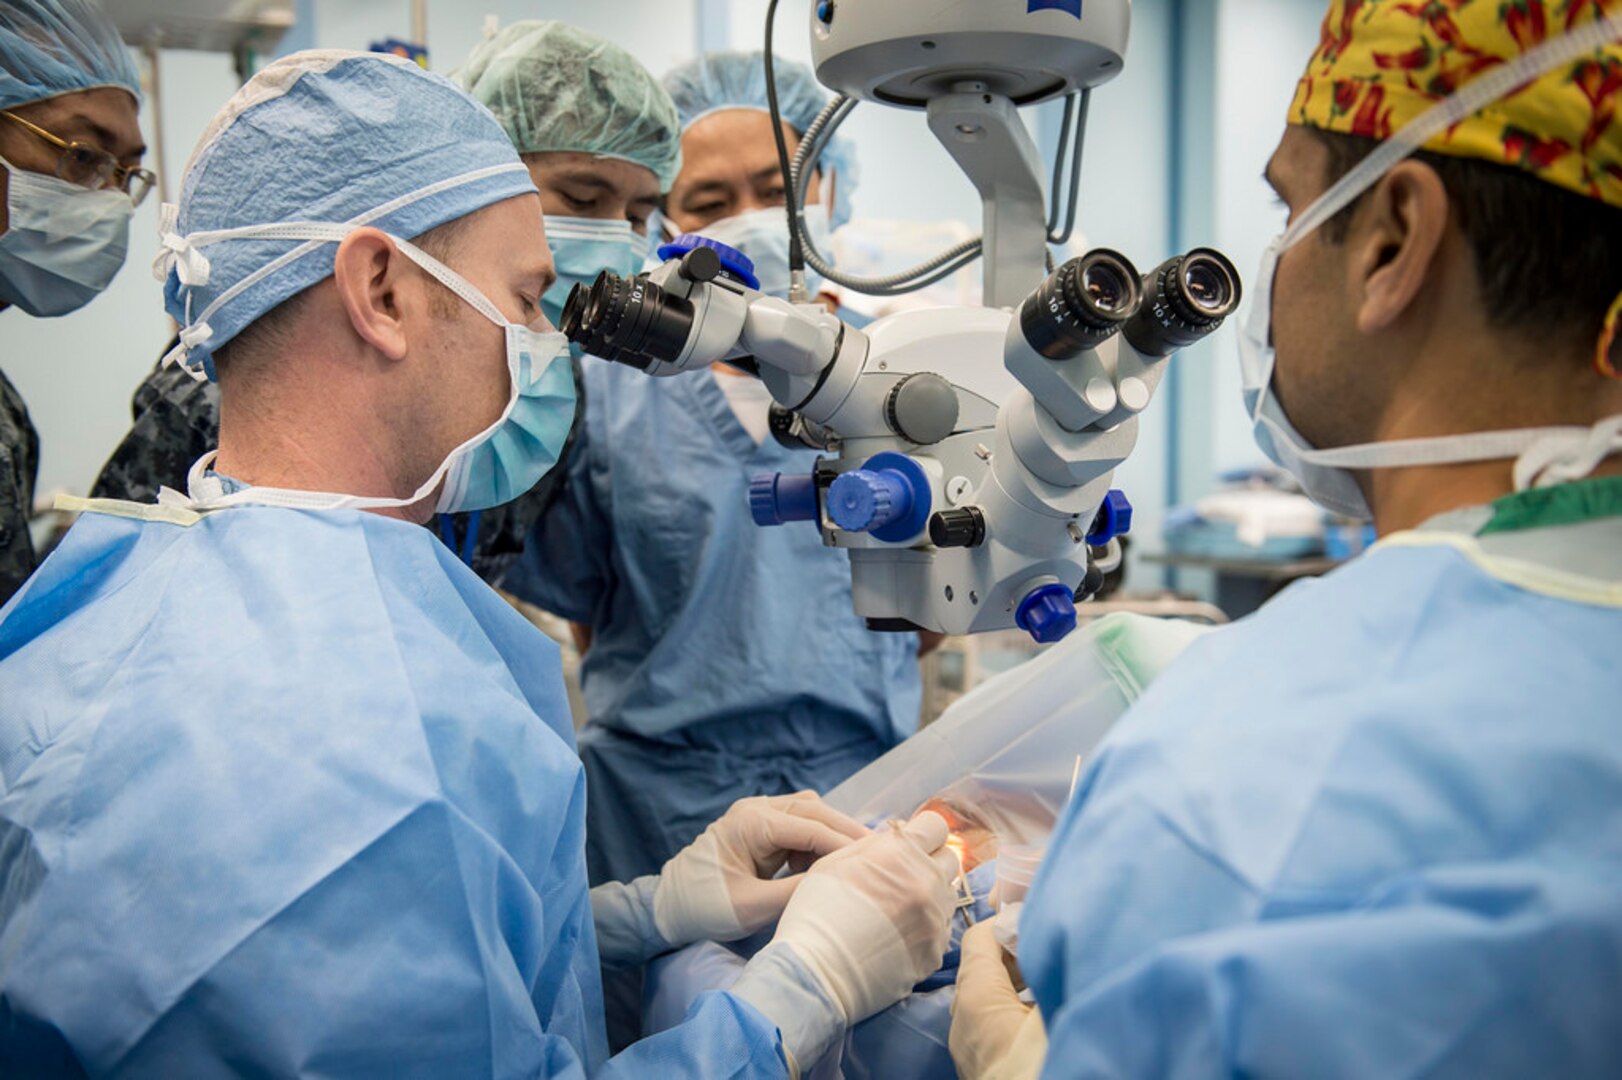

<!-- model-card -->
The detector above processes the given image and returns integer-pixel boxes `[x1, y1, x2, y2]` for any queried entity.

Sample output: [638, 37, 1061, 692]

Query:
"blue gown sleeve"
[505, 402, 613, 625]
[1032, 861, 1622, 1077]
[1023, 760, 1622, 1079]
[596, 992, 790, 1080]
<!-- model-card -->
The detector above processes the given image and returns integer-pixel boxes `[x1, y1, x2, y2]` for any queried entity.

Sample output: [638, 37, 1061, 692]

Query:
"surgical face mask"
[165, 227, 575, 516]
[691, 204, 831, 300]
[1238, 14, 1622, 521]
[0, 158, 133, 316]
[541, 215, 647, 328]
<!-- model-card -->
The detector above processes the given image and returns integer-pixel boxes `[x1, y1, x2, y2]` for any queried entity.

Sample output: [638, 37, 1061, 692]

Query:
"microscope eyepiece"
[561, 270, 696, 369]
[1122, 248, 1242, 356]
[1018, 249, 1143, 361]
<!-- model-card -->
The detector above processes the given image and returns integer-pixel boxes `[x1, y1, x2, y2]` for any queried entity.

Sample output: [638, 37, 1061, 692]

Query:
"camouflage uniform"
[0, 367, 40, 607]
[92, 345, 584, 588]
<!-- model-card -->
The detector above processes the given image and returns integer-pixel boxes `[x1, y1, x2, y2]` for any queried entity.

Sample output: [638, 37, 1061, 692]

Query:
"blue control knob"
[750, 472, 820, 527]
[1085, 489, 1134, 545]
[1016, 583, 1078, 644]
[656, 233, 760, 289]
[828, 469, 910, 533]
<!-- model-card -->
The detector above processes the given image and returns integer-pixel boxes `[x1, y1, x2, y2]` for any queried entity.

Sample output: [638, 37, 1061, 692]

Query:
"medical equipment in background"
[560, 0, 1241, 642]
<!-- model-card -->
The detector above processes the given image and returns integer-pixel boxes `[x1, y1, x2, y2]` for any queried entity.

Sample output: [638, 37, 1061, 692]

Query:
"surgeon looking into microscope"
[90, 19, 682, 588]
[950, 3, 1622, 1077]
[0, 50, 957, 1078]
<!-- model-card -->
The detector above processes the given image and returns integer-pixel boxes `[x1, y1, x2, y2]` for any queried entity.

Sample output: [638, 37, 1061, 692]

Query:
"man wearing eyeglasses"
[0, 0, 146, 606]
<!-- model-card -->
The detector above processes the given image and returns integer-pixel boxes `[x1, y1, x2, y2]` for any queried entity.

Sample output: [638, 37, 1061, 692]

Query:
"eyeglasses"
[0, 110, 155, 206]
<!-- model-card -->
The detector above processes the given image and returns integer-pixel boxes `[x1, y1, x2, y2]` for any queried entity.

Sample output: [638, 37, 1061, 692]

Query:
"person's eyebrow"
[678, 180, 730, 203]
[62, 114, 146, 162]
[750, 164, 788, 185]
[550, 171, 619, 193]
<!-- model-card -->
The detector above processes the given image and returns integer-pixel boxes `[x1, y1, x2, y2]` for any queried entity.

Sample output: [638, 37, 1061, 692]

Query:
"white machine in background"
[560, 0, 1241, 643]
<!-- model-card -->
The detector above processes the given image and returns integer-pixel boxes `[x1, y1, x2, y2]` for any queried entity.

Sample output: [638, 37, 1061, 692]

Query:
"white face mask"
[0, 159, 133, 316]
[159, 226, 573, 516]
[1237, 14, 1622, 521]
[687, 204, 832, 300]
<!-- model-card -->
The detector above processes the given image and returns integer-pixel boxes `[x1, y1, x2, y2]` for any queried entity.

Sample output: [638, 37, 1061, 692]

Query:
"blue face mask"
[0, 159, 133, 316]
[171, 229, 576, 517]
[694, 205, 831, 300]
[541, 215, 649, 328]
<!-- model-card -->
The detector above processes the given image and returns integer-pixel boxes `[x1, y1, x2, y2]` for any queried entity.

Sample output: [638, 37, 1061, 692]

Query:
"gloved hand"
[653, 791, 869, 949]
[949, 914, 1048, 1080]
[731, 811, 959, 1072]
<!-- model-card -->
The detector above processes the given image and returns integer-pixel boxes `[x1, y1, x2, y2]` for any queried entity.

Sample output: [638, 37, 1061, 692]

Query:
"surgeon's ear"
[332, 227, 410, 361]
[1351, 159, 1449, 336]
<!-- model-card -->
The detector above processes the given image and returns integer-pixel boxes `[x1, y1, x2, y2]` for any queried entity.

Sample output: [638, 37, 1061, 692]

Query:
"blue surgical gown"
[506, 363, 921, 885]
[0, 504, 786, 1078]
[1020, 497, 1622, 1077]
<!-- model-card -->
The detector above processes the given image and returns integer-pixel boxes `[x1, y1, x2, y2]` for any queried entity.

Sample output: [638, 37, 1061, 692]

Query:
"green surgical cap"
[453, 20, 682, 191]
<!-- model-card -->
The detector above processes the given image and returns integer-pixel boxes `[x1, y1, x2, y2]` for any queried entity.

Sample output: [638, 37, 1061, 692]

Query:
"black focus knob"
[929, 507, 987, 549]
[1075, 561, 1106, 602]
[679, 245, 722, 284]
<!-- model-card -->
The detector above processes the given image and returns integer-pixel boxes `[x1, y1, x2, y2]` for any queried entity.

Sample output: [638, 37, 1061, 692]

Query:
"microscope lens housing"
[1122, 248, 1243, 357]
[562, 271, 695, 368]
[1018, 249, 1143, 361]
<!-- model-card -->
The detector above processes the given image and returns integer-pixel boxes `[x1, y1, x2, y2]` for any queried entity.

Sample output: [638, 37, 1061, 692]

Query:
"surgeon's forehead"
[679, 109, 797, 178]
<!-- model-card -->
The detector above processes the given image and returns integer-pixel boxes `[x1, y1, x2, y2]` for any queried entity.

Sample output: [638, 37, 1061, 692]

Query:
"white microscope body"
[560, 0, 1241, 642]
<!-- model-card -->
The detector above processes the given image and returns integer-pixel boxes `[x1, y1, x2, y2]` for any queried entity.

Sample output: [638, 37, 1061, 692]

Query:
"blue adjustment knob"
[750, 472, 820, 527]
[1086, 489, 1134, 545]
[828, 469, 910, 533]
[656, 234, 760, 289]
[1016, 583, 1078, 644]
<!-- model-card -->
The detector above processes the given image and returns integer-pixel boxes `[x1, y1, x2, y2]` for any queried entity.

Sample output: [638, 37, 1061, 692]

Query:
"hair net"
[663, 50, 858, 228]
[158, 50, 536, 378]
[0, 0, 141, 111]
[453, 20, 682, 191]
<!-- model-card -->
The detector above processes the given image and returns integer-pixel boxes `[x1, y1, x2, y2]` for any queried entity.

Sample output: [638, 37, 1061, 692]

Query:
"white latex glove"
[653, 791, 869, 948]
[730, 810, 959, 1072]
[950, 915, 1048, 1080]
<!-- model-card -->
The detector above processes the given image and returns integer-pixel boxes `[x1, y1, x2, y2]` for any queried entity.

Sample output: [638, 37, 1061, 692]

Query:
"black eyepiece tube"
[561, 270, 696, 368]
[1122, 247, 1242, 357]
[1018, 249, 1143, 361]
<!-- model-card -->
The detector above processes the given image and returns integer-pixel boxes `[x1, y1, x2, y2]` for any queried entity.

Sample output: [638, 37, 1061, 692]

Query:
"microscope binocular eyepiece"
[561, 270, 696, 369]
[1122, 248, 1242, 357]
[1018, 248, 1143, 361]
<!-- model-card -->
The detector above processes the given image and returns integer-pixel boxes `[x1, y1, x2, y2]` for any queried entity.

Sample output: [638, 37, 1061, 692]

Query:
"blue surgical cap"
[160, 50, 536, 379]
[0, 0, 141, 110]
[663, 51, 858, 228]
[454, 20, 682, 191]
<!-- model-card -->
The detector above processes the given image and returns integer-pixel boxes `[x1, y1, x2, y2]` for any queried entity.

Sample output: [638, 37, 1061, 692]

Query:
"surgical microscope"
[560, 0, 1240, 643]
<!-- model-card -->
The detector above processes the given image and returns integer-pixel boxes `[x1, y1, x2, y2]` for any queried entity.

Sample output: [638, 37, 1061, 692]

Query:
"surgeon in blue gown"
[0, 50, 962, 1078]
[507, 51, 924, 890]
[947, 5, 1622, 1079]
